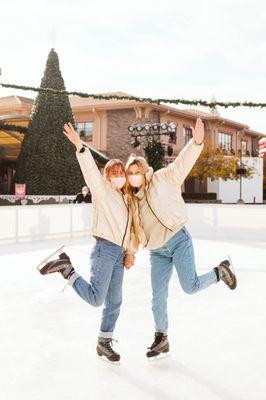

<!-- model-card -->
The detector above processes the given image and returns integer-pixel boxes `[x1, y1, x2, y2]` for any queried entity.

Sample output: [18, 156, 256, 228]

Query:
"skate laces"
[148, 334, 164, 349]
[104, 339, 118, 355]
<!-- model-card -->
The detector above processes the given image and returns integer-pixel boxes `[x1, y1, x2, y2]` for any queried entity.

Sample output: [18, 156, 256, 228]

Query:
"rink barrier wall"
[0, 203, 92, 245]
[0, 203, 265, 245]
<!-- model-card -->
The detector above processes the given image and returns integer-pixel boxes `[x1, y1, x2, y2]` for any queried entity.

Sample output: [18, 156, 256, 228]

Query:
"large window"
[219, 132, 232, 151]
[76, 122, 93, 140]
[184, 127, 192, 144]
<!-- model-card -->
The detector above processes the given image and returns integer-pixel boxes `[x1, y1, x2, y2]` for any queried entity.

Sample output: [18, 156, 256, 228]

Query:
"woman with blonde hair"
[38, 123, 135, 363]
[125, 118, 237, 359]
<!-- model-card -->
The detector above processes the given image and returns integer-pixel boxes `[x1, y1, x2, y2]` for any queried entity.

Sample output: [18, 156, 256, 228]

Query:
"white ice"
[0, 235, 266, 400]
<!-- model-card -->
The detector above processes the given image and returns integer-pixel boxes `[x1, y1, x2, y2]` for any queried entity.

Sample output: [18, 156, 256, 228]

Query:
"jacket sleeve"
[158, 139, 203, 185]
[76, 147, 105, 198]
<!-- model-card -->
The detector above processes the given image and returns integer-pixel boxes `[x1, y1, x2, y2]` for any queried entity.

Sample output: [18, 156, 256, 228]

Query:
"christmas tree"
[144, 139, 165, 171]
[15, 49, 85, 195]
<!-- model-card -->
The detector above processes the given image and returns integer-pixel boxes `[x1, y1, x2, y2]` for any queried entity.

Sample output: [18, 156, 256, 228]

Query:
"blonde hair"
[124, 155, 150, 250]
[104, 159, 125, 180]
[125, 155, 149, 199]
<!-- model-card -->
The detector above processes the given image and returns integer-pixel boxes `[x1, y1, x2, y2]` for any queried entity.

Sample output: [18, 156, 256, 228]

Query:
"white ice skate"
[36, 245, 66, 272]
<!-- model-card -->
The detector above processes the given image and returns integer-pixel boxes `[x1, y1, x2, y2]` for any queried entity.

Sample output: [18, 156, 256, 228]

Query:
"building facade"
[0, 93, 265, 198]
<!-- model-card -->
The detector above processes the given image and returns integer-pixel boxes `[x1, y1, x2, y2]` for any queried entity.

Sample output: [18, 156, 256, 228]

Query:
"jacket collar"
[144, 167, 154, 182]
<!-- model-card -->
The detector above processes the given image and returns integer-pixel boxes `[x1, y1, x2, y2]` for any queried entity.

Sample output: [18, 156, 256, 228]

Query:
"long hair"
[124, 155, 149, 200]
[124, 154, 150, 250]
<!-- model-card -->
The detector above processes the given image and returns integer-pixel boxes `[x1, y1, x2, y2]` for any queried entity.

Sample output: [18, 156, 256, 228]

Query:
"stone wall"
[106, 108, 160, 162]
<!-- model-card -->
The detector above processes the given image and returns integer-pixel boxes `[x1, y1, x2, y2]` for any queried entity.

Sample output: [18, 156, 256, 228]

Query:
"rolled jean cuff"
[68, 272, 80, 286]
[99, 331, 113, 339]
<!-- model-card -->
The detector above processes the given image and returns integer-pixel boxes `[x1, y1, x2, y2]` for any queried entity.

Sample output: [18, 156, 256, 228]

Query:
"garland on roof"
[1, 82, 266, 108]
[0, 123, 28, 133]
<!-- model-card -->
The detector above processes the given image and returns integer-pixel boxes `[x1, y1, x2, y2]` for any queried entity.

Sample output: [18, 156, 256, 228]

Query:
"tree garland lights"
[1, 82, 266, 109]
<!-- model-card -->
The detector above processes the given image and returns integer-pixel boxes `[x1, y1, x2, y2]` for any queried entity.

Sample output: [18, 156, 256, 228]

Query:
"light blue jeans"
[150, 226, 217, 334]
[68, 238, 124, 339]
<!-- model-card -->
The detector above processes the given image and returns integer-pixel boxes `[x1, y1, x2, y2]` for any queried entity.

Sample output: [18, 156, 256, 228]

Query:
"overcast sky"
[1, 0, 266, 133]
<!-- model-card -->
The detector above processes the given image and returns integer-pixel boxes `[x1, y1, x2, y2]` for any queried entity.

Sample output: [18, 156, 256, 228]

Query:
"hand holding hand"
[124, 254, 136, 270]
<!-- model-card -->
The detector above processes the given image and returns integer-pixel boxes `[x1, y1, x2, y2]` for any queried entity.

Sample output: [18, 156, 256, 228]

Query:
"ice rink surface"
[0, 235, 265, 400]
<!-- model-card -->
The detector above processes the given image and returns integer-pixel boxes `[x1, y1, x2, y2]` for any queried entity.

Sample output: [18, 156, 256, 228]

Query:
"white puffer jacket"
[136, 139, 203, 245]
[76, 147, 132, 252]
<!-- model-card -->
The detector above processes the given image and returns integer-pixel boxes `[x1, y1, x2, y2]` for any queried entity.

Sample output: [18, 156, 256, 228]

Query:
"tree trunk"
[198, 178, 203, 193]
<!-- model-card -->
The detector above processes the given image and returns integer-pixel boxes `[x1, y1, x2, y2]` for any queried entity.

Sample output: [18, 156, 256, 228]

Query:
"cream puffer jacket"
[133, 139, 203, 247]
[76, 147, 132, 252]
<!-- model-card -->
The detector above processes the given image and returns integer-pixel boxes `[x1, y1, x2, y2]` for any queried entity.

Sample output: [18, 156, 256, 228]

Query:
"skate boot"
[214, 258, 237, 290]
[96, 339, 120, 363]
[146, 332, 169, 359]
[37, 246, 75, 280]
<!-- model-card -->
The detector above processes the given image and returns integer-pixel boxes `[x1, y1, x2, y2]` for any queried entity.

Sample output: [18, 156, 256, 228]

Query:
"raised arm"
[158, 118, 204, 185]
[64, 123, 105, 197]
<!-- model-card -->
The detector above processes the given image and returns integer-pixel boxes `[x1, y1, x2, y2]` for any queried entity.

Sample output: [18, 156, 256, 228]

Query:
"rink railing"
[0, 203, 92, 245]
[0, 203, 265, 245]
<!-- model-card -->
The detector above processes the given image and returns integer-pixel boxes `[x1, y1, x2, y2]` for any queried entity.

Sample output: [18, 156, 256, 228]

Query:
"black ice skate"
[97, 339, 120, 363]
[146, 332, 169, 359]
[37, 246, 75, 280]
[215, 256, 237, 290]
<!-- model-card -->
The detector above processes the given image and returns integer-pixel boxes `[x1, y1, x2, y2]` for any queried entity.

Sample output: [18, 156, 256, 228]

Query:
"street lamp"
[236, 131, 246, 204]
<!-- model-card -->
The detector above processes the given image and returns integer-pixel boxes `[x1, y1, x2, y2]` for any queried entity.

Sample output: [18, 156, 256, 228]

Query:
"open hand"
[64, 122, 83, 151]
[191, 118, 204, 145]
[259, 138, 266, 157]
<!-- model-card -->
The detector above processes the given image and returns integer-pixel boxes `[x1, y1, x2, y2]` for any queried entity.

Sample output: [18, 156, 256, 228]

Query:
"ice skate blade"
[36, 245, 65, 271]
[61, 282, 69, 293]
[97, 355, 120, 365]
[147, 352, 170, 361]
[227, 254, 236, 274]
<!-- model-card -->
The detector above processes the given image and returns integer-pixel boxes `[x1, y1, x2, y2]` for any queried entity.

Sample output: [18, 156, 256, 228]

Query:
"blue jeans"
[69, 238, 124, 339]
[150, 226, 217, 334]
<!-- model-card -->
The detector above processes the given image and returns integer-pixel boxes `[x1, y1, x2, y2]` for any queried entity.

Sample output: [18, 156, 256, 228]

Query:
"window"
[184, 127, 192, 144]
[76, 122, 93, 140]
[241, 140, 247, 155]
[252, 138, 258, 151]
[251, 138, 259, 156]
[219, 132, 232, 151]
